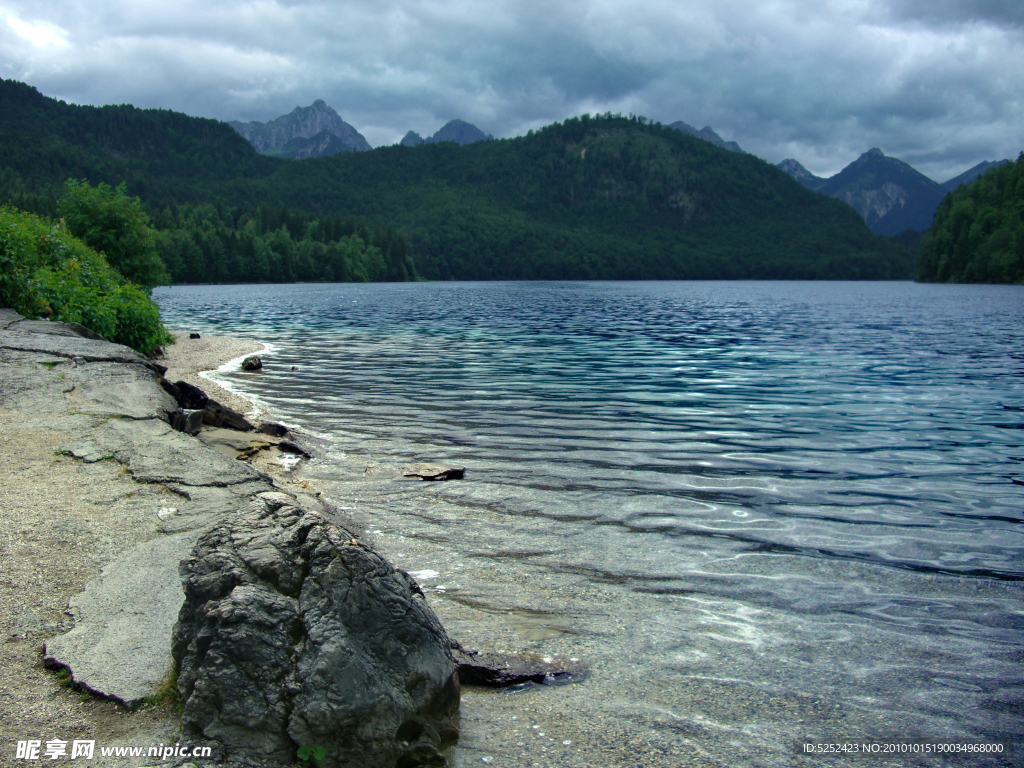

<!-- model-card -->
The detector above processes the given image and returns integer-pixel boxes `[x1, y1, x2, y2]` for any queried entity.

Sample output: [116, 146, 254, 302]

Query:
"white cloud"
[6, 11, 69, 47]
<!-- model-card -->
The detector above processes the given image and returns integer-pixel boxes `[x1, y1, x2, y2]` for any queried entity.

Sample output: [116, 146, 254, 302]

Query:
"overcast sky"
[2, 0, 1022, 180]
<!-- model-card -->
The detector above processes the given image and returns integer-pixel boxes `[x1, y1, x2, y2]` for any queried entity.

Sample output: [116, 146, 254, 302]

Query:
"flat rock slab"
[45, 530, 202, 707]
[0, 328, 155, 368]
[0, 350, 76, 413]
[402, 463, 466, 481]
[95, 418, 265, 487]
[66, 361, 178, 421]
[453, 648, 587, 687]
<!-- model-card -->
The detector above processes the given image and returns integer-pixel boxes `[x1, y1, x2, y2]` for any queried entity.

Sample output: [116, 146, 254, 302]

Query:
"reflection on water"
[155, 280, 1024, 767]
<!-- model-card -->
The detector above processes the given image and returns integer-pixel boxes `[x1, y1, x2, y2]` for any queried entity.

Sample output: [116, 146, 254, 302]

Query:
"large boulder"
[172, 494, 460, 767]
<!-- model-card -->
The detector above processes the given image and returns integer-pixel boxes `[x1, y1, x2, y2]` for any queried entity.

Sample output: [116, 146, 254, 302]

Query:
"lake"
[154, 280, 1024, 767]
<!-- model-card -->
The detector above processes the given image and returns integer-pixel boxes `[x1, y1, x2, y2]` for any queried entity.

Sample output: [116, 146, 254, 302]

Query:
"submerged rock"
[452, 645, 587, 688]
[402, 463, 466, 481]
[172, 494, 460, 767]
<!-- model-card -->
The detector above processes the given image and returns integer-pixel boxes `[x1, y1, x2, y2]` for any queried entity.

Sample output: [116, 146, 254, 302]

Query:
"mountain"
[667, 121, 743, 153]
[401, 120, 493, 146]
[0, 81, 913, 282]
[918, 154, 1023, 283]
[814, 149, 948, 235]
[0, 78, 260, 205]
[941, 160, 1010, 192]
[778, 151, 1015, 235]
[411, 119, 493, 145]
[777, 149, 946, 235]
[263, 130, 362, 160]
[776, 159, 825, 191]
[229, 100, 371, 155]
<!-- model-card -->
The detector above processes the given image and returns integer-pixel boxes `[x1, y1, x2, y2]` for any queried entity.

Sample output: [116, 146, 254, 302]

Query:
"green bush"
[59, 179, 170, 291]
[0, 205, 172, 354]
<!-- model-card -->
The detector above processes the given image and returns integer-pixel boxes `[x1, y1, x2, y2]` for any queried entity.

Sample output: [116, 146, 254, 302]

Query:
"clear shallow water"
[155, 281, 1024, 767]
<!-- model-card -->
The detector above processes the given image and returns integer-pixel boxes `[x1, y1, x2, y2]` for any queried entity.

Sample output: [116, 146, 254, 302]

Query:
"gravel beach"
[0, 329, 267, 765]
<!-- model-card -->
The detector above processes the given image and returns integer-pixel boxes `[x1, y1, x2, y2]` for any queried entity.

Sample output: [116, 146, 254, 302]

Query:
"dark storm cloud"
[1, 0, 1021, 181]
[885, 0, 1024, 27]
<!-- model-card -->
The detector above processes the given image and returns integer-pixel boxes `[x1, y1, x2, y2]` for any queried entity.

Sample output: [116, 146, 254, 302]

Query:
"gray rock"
[172, 379, 210, 410]
[170, 408, 204, 435]
[257, 422, 289, 437]
[403, 463, 465, 481]
[45, 530, 203, 707]
[94, 418, 264, 487]
[0, 328, 159, 370]
[173, 500, 460, 767]
[203, 399, 254, 431]
[0, 308, 23, 328]
[241, 355, 262, 371]
[452, 646, 587, 688]
[66, 361, 178, 421]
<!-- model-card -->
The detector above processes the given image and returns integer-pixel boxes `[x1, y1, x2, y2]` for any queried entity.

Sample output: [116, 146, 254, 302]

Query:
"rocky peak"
[668, 120, 743, 153]
[777, 158, 826, 190]
[229, 101, 371, 154]
[426, 119, 493, 145]
[400, 130, 424, 147]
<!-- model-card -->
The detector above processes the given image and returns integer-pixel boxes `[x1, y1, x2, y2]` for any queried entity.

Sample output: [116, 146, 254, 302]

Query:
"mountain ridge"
[400, 119, 494, 146]
[229, 100, 370, 156]
[777, 149, 1013, 234]
[0, 79, 913, 282]
[667, 121, 743, 153]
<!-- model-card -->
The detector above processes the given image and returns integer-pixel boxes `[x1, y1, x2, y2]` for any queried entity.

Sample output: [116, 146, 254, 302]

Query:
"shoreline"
[0, 323, 322, 761]
[161, 332, 267, 421]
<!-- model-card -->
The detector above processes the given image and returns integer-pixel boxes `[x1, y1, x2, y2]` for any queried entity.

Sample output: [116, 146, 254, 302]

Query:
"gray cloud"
[1, 0, 1021, 181]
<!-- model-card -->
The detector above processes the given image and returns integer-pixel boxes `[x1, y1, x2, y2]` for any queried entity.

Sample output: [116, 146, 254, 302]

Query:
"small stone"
[241, 355, 262, 371]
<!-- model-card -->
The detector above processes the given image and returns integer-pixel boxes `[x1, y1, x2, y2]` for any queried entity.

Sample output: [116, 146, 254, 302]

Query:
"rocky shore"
[0, 313, 460, 767]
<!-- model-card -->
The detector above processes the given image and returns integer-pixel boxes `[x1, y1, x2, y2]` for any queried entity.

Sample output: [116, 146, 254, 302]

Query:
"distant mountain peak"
[229, 101, 371, 155]
[777, 159, 826, 190]
[667, 121, 743, 153]
[399, 119, 493, 147]
[940, 159, 1010, 191]
[424, 119, 494, 145]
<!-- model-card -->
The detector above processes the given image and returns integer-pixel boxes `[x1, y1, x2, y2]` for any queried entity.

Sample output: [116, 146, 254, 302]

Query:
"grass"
[142, 665, 183, 714]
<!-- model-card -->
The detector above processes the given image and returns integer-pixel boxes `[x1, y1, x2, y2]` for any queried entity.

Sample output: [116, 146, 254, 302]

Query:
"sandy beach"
[0, 330, 272, 764]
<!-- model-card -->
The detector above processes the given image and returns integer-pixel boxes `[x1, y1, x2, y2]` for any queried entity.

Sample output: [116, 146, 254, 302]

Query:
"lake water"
[154, 281, 1024, 767]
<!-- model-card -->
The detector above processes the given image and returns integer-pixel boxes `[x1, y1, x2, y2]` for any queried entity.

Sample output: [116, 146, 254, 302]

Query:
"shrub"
[59, 180, 170, 291]
[0, 205, 172, 354]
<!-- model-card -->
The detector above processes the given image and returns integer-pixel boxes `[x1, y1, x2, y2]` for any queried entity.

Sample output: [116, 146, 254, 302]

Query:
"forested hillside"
[1, 79, 913, 282]
[917, 154, 1024, 283]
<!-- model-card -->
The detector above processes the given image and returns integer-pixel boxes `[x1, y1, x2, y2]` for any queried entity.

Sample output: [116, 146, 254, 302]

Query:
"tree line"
[2, 79, 916, 282]
[916, 153, 1024, 284]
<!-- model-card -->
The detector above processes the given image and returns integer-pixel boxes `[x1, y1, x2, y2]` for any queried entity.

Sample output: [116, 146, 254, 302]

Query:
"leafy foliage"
[296, 745, 326, 764]
[59, 179, 170, 290]
[0, 205, 172, 353]
[917, 153, 1024, 283]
